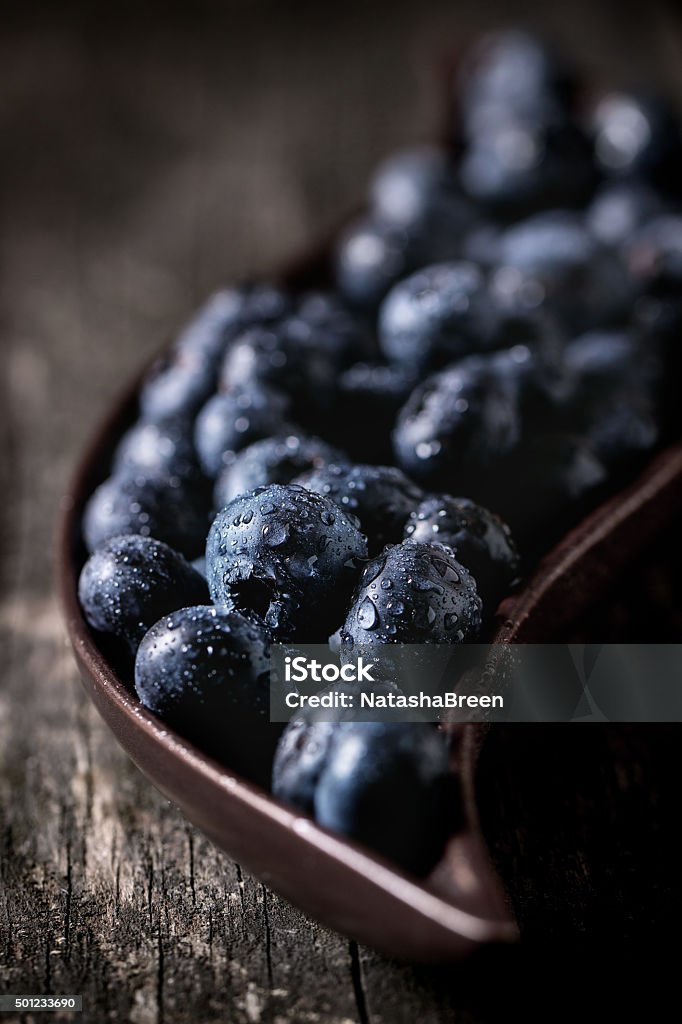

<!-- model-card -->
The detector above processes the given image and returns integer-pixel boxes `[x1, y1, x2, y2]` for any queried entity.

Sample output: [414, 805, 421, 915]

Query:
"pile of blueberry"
[78, 31, 682, 874]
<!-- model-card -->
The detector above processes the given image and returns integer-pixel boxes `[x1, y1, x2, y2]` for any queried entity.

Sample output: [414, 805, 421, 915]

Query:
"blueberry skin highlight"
[134, 605, 275, 786]
[314, 721, 457, 876]
[340, 540, 482, 647]
[404, 495, 519, 610]
[334, 216, 416, 310]
[295, 462, 424, 554]
[112, 416, 205, 484]
[206, 484, 368, 638]
[83, 470, 211, 560]
[194, 385, 292, 477]
[379, 261, 499, 374]
[78, 535, 209, 649]
[215, 434, 344, 509]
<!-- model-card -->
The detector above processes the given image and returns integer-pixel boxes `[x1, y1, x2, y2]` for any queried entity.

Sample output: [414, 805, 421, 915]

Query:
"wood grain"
[2, 2, 682, 1020]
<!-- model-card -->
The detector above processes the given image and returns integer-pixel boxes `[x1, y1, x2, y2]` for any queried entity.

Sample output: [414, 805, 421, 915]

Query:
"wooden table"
[2, 1, 682, 1019]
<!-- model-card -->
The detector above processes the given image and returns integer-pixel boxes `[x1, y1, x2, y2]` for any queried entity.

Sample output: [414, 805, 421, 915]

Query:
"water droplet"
[427, 606, 436, 625]
[444, 612, 459, 630]
[263, 521, 289, 547]
[380, 579, 393, 590]
[260, 503, 275, 515]
[242, 510, 254, 524]
[320, 510, 335, 526]
[356, 597, 379, 630]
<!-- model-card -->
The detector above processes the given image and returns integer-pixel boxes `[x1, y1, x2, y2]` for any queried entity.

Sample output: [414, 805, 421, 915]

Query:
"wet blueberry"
[392, 351, 527, 488]
[340, 540, 482, 647]
[379, 262, 499, 374]
[83, 470, 211, 559]
[214, 433, 344, 509]
[585, 181, 666, 249]
[589, 91, 682, 191]
[404, 495, 519, 610]
[457, 30, 576, 132]
[295, 463, 424, 553]
[78, 534, 209, 649]
[370, 145, 476, 243]
[271, 680, 404, 814]
[194, 385, 293, 477]
[560, 331, 660, 466]
[460, 117, 595, 218]
[314, 721, 457, 875]
[140, 287, 289, 422]
[491, 211, 631, 331]
[334, 216, 416, 310]
[112, 415, 205, 484]
[206, 484, 368, 638]
[134, 605, 276, 787]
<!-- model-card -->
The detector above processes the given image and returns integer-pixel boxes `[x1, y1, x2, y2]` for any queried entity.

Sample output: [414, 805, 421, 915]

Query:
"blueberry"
[271, 680, 403, 814]
[295, 463, 423, 553]
[314, 721, 456, 875]
[83, 470, 211, 559]
[392, 350, 527, 488]
[491, 211, 631, 330]
[340, 541, 482, 647]
[112, 416, 205, 484]
[219, 294, 370, 418]
[370, 145, 476, 242]
[585, 182, 666, 248]
[334, 216, 416, 309]
[194, 385, 293, 477]
[589, 91, 682, 190]
[379, 262, 499, 374]
[560, 331, 660, 466]
[78, 535, 209, 649]
[459, 118, 595, 218]
[214, 433, 344, 509]
[134, 605, 276, 786]
[140, 286, 291, 423]
[404, 496, 519, 610]
[457, 30, 576, 132]
[206, 484, 368, 638]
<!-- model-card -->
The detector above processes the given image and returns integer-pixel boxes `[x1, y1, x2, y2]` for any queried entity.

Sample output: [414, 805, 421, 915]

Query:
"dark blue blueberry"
[491, 211, 631, 331]
[560, 331, 660, 467]
[83, 470, 211, 559]
[214, 433, 344, 509]
[219, 294, 370, 419]
[194, 385, 293, 477]
[585, 182, 666, 249]
[140, 286, 291, 422]
[134, 605, 276, 786]
[112, 416, 205, 484]
[314, 721, 457, 875]
[294, 463, 423, 553]
[378, 262, 500, 374]
[589, 91, 682, 191]
[404, 495, 519, 610]
[78, 535, 209, 649]
[271, 680, 403, 815]
[370, 146, 476, 244]
[206, 484, 368, 638]
[392, 349, 529, 487]
[457, 30, 576, 132]
[340, 541, 482, 647]
[459, 118, 595, 218]
[334, 216, 417, 310]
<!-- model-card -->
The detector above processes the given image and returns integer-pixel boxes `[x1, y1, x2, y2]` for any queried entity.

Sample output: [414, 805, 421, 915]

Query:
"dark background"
[2, 1, 682, 1020]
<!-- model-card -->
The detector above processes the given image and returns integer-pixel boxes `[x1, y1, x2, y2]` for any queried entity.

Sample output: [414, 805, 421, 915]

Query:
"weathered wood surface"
[2, 2, 682, 1021]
